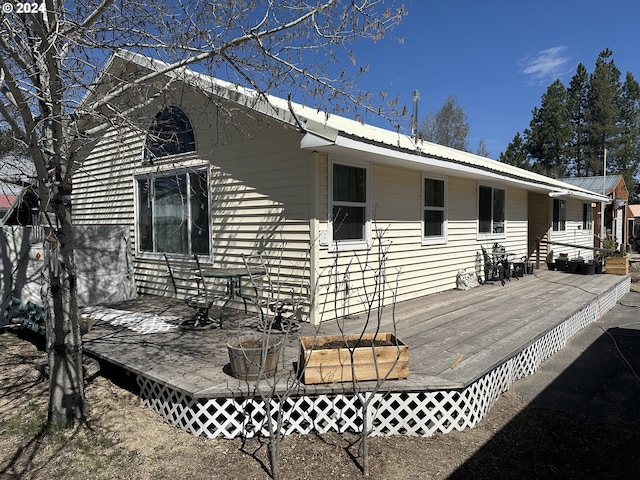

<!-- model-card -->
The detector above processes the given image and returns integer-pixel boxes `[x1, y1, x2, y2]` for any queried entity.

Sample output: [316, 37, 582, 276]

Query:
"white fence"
[1, 225, 136, 326]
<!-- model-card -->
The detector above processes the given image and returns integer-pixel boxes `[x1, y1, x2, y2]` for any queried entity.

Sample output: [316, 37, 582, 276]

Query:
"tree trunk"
[45, 190, 85, 426]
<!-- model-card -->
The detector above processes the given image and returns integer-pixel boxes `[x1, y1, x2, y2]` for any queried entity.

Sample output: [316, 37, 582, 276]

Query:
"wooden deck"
[82, 270, 630, 398]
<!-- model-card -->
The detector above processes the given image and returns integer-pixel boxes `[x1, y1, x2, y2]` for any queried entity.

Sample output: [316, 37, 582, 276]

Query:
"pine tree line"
[500, 49, 640, 199]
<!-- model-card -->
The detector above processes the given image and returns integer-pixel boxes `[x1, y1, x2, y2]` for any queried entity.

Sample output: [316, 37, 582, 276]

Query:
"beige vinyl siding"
[314, 160, 530, 322]
[73, 91, 313, 305]
[550, 197, 596, 260]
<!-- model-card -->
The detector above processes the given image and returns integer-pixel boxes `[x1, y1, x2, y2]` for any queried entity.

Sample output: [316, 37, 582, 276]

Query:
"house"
[71, 51, 610, 325]
[628, 204, 640, 250]
[561, 175, 629, 250]
[0, 187, 39, 226]
[0, 194, 17, 225]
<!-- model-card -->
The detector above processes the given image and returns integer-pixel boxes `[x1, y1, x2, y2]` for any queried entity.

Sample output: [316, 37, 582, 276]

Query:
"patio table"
[203, 267, 267, 327]
[491, 252, 518, 280]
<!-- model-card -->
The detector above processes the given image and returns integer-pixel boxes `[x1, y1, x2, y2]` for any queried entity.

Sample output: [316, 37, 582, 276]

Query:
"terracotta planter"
[299, 333, 409, 384]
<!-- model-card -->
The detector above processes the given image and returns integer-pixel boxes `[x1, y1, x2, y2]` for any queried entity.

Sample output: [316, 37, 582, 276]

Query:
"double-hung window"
[136, 168, 210, 256]
[330, 161, 369, 248]
[478, 185, 506, 236]
[422, 175, 447, 244]
[553, 198, 566, 232]
[582, 203, 593, 231]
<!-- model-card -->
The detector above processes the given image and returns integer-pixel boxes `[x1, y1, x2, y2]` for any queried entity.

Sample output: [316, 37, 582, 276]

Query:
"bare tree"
[419, 94, 470, 151]
[0, 0, 405, 426]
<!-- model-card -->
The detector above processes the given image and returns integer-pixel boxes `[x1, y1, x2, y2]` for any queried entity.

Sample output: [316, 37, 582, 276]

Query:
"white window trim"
[477, 183, 507, 241]
[422, 173, 448, 246]
[328, 158, 372, 251]
[552, 198, 567, 232]
[583, 202, 594, 232]
[133, 165, 212, 259]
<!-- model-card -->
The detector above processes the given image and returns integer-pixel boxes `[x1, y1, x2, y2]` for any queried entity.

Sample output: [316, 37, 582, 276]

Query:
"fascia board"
[307, 133, 610, 203]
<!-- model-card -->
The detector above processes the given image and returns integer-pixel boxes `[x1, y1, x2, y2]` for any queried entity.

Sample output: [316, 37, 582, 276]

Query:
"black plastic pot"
[547, 262, 556, 271]
[555, 258, 568, 272]
[567, 259, 584, 274]
[513, 262, 525, 277]
[581, 262, 596, 275]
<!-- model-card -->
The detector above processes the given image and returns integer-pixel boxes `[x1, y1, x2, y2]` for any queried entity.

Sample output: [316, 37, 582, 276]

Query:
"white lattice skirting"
[138, 278, 630, 439]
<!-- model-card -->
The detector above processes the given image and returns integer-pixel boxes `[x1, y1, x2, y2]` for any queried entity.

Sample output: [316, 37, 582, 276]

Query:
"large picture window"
[553, 198, 566, 232]
[423, 176, 446, 243]
[330, 162, 369, 246]
[137, 169, 210, 255]
[478, 185, 505, 235]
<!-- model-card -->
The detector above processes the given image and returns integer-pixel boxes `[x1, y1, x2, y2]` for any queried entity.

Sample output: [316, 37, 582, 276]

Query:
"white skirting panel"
[138, 277, 630, 439]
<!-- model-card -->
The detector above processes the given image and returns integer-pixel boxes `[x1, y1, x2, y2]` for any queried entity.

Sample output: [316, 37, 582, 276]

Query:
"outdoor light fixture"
[613, 198, 627, 208]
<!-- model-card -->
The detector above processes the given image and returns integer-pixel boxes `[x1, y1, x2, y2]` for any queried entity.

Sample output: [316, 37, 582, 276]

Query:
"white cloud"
[519, 46, 572, 84]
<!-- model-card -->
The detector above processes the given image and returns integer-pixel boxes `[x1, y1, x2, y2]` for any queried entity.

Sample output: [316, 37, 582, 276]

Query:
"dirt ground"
[2, 283, 640, 479]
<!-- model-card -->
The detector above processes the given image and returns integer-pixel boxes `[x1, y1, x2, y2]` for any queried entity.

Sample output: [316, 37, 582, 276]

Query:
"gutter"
[301, 131, 610, 204]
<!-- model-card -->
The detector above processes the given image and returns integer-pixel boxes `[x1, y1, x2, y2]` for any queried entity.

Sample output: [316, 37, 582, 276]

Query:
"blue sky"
[351, 0, 640, 159]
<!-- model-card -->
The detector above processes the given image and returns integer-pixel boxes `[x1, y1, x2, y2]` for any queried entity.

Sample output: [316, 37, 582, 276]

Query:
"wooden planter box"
[299, 333, 409, 384]
[605, 256, 629, 275]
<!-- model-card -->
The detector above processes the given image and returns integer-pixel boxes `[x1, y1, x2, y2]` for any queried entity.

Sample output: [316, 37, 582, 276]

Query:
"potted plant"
[581, 260, 596, 275]
[594, 255, 604, 274]
[601, 239, 629, 275]
[605, 253, 629, 275]
[555, 253, 569, 272]
[546, 250, 556, 270]
[567, 257, 584, 274]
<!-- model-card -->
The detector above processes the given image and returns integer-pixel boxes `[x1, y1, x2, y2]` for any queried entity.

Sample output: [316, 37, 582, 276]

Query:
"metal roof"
[0, 194, 17, 209]
[89, 51, 611, 204]
[628, 204, 640, 219]
[559, 176, 623, 196]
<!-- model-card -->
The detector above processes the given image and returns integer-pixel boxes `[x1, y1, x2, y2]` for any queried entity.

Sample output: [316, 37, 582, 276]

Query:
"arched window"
[144, 106, 196, 162]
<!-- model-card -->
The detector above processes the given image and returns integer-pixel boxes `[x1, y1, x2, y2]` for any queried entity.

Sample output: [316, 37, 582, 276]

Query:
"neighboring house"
[561, 176, 629, 250]
[628, 204, 640, 246]
[71, 51, 610, 324]
[0, 194, 17, 225]
[1, 187, 38, 226]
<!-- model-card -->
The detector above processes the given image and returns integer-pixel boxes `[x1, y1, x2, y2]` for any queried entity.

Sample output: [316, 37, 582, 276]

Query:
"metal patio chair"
[241, 252, 307, 333]
[164, 254, 221, 329]
[480, 246, 506, 286]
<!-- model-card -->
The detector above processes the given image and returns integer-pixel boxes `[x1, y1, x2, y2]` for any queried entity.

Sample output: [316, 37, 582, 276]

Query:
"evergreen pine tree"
[524, 79, 571, 177]
[499, 132, 530, 169]
[585, 48, 622, 174]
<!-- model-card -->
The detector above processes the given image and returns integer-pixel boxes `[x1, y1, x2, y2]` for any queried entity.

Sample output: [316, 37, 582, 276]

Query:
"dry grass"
[2, 320, 639, 479]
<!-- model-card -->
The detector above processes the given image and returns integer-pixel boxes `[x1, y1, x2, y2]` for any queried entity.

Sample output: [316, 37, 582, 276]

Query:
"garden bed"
[299, 333, 409, 384]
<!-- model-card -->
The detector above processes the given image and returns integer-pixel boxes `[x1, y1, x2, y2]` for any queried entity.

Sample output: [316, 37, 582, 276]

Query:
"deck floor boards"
[82, 270, 628, 397]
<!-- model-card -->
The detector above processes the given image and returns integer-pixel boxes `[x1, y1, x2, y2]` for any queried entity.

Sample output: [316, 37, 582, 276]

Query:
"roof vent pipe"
[411, 90, 420, 139]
